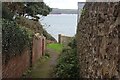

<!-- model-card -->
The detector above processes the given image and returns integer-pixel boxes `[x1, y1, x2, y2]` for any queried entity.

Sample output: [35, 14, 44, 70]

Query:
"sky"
[44, 0, 86, 9]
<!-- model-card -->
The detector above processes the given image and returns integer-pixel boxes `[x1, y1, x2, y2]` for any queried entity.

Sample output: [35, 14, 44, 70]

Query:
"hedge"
[55, 39, 79, 78]
[2, 19, 33, 64]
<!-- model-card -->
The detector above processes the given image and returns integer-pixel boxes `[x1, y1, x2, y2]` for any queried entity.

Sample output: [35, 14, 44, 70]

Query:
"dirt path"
[26, 48, 60, 78]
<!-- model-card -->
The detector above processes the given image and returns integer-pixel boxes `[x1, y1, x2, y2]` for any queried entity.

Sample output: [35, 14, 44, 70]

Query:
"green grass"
[47, 43, 63, 52]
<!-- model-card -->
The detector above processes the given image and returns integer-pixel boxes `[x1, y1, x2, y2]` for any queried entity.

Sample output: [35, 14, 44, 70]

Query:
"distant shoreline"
[50, 8, 78, 14]
[47, 14, 77, 16]
[40, 14, 77, 41]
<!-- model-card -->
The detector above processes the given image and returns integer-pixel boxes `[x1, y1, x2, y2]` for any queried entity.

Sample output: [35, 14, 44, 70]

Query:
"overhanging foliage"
[2, 19, 33, 64]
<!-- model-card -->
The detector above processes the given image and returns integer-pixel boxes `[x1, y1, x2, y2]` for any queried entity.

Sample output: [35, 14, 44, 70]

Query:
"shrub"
[45, 53, 50, 58]
[68, 39, 77, 49]
[2, 19, 33, 64]
[55, 39, 79, 78]
[81, 9, 86, 16]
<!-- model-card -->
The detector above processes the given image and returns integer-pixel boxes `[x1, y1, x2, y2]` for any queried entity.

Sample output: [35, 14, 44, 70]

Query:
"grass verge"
[47, 43, 63, 53]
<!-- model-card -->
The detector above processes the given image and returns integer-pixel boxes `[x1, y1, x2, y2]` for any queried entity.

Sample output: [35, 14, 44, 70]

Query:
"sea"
[40, 14, 78, 41]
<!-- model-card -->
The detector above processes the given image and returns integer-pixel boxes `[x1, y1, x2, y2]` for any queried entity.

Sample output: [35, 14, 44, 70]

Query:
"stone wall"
[58, 34, 73, 46]
[77, 2, 120, 78]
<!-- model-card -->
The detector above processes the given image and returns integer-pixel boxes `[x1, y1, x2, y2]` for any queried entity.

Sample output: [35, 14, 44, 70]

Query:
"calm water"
[40, 14, 77, 41]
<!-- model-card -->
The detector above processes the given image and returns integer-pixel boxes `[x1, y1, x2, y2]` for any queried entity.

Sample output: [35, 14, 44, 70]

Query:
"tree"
[2, 3, 15, 20]
[25, 2, 52, 19]
[2, 2, 52, 20]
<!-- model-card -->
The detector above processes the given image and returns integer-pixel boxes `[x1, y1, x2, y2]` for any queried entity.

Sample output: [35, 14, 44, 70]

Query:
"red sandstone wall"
[42, 37, 46, 56]
[32, 36, 46, 65]
[2, 36, 46, 78]
[32, 37, 42, 65]
[46, 40, 56, 44]
[2, 48, 30, 78]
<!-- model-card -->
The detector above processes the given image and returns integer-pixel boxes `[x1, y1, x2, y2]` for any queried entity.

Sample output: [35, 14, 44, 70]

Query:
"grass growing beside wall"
[47, 43, 63, 53]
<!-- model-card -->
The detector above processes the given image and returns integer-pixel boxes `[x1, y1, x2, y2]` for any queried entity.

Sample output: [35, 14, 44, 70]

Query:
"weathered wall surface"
[58, 34, 73, 46]
[32, 36, 46, 65]
[2, 48, 30, 78]
[2, 35, 46, 78]
[77, 2, 120, 78]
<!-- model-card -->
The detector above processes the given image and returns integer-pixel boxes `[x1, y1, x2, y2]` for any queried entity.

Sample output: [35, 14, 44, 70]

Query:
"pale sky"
[44, 0, 86, 9]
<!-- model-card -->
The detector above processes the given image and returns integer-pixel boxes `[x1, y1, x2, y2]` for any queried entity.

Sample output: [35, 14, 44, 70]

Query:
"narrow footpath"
[25, 48, 60, 78]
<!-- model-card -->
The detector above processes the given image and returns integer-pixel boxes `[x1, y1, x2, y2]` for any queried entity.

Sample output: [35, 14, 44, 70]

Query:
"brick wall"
[2, 48, 30, 78]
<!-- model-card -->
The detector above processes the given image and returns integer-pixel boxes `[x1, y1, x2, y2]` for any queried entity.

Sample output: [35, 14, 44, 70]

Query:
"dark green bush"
[68, 39, 77, 49]
[2, 19, 33, 64]
[55, 39, 79, 78]
[45, 53, 50, 58]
